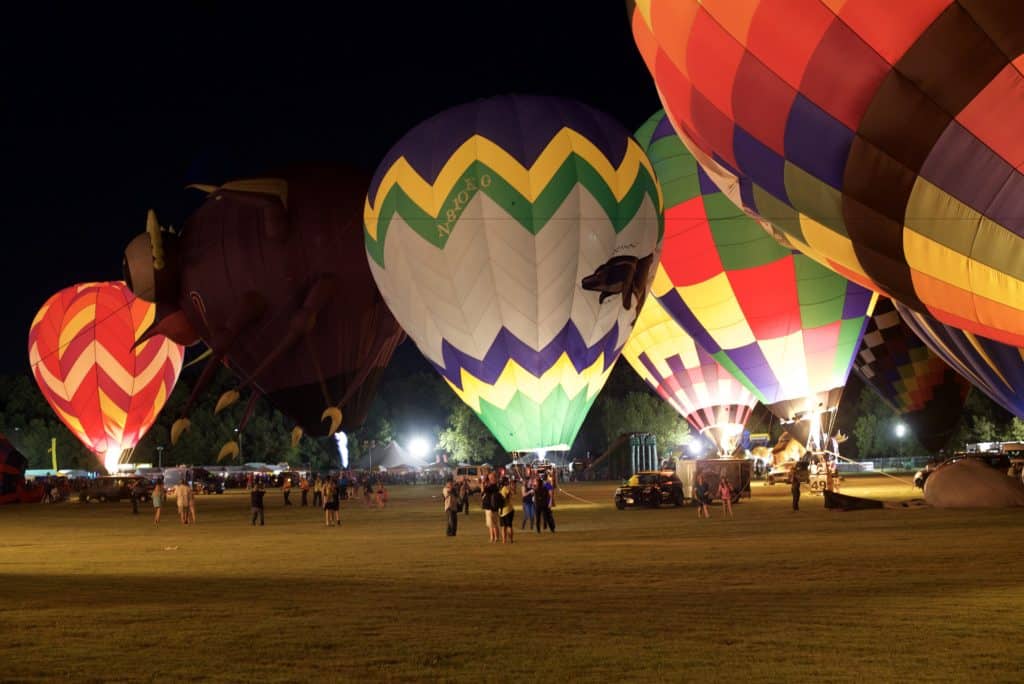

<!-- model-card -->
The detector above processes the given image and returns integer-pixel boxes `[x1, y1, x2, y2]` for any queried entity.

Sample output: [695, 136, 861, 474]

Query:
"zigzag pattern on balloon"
[430, 320, 622, 390]
[468, 379, 612, 452]
[365, 131, 661, 266]
[444, 347, 613, 413]
[27, 282, 184, 456]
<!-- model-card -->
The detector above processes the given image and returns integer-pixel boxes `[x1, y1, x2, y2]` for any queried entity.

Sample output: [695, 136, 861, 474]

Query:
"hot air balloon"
[364, 95, 663, 452]
[895, 301, 1024, 420]
[635, 110, 875, 448]
[853, 297, 970, 452]
[123, 166, 405, 450]
[630, 1, 1024, 347]
[27, 282, 184, 472]
[621, 286, 757, 455]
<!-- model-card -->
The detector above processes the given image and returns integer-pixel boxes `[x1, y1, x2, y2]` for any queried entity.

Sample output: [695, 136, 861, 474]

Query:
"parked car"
[78, 476, 152, 503]
[453, 464, 492, 493]
[614, 470, 685, 509]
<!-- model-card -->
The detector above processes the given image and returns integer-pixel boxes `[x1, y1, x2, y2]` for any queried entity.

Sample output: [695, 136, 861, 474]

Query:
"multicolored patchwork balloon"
[896, 301, 1024, 420]
[635, 110, 875, 438]
[365, 95, 663, 452]
[621, 288, 756, 454]
[853, 297, 970, 452]
[27, 282, 184, 472]
[630, 1, 1024, 347]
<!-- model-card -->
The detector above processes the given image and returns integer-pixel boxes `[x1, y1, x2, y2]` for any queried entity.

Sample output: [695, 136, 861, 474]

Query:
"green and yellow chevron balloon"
[365, 95, 663, 452]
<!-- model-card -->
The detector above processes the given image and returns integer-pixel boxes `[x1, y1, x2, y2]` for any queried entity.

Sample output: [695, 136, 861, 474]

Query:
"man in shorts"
[173, 480, 192, 525]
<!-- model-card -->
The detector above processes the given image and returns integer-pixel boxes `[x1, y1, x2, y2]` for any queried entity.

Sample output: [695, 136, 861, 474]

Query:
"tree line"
[4, 342, 1023, 471]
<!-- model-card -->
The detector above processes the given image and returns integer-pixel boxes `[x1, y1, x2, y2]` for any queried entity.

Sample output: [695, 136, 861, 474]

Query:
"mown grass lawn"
[1, 475, 1022, 683]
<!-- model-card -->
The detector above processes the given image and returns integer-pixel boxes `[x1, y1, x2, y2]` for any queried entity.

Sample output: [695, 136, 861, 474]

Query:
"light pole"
[234, 428, 243, 463]
[156, 445, 164, 469]
[895, 422, 907, 462]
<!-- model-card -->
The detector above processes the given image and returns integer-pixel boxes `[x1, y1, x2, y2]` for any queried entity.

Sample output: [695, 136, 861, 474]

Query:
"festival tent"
[353, 441, 420, 471]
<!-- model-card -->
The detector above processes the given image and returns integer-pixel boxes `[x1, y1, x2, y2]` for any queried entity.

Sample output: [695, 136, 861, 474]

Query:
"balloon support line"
[556, 487, 600, 505]
[832, 452, 916, 489]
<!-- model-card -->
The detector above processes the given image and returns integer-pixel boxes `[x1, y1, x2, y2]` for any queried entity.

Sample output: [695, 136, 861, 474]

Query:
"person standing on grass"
[695, 474, 711, 519]
[251, 482, 266, 526]
[481, 472, 501, 543]
[458, 477, 470, 516]
[791, 471, 801, 511]
[499, 476, 515, 544]
[129, 480, 140, 515]
[534, 473, 555, 533]
[152, 479, 165, 524]
[322, 479, 336, 526]
[283, 477, 293, 506]
[442, 476, 458, 537]
[187, 481, 198, 524]
[313, 476, 323, 508]
[718, 476, 734, 518]
[520, 476, 536, 530]
[173, 480, 191, 525]
[300, 476, 310, 507]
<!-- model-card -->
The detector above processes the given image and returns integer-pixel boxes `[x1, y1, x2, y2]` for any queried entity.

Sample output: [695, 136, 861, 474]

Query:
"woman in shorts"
[323, 480, 338, 526]
[498, 476, 515, 544]
[152, 479, 165, 524]
[718, 476, 734, 518]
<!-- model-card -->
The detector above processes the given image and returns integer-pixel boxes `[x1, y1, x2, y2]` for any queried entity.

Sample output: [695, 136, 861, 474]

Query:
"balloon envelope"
[125, 166, 406, 435]
[28, 282, 184, 470]
[630, 1, 1024, 347]
[635, 111, 875, 440]
[896, 301, 1024, 420]
[621, 289, 756, 453]
[853, 297, 970, 452]
[365, 95, 663, 452]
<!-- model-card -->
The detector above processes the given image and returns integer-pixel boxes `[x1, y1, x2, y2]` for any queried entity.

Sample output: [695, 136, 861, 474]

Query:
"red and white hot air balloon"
[28, 281, 184, 472]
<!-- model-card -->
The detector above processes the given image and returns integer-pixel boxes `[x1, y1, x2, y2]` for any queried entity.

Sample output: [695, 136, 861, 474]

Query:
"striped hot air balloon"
[621, 289, 757, 454]
[630, 1, 1024, 347]
[27, 282, 184, 472]
[895, 301, 1024, 421]
[365, 95, 663, 452]
[635, 110, 875, 446]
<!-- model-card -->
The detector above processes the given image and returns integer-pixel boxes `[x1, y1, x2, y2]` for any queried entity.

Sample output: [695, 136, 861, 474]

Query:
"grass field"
[2, 475, 1023, 683]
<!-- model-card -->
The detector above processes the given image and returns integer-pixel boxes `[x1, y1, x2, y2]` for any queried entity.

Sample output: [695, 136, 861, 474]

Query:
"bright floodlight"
[895, 423, 907, 438]
[409, 437, 430, 460]
[537, 450, 547, 461]
[688, 440, 702, 455]
[104, 446, 121, 474]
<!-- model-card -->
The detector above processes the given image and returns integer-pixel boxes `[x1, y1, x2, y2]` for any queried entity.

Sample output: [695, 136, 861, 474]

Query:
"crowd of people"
[441, 469, 557, 542]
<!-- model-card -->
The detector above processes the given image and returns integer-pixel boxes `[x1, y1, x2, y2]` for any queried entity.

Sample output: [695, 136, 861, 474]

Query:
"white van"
[453, 464, 492, 493]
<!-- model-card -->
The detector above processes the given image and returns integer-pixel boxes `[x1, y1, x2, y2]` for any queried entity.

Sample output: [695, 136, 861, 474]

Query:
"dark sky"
[3, 4, 661, 374]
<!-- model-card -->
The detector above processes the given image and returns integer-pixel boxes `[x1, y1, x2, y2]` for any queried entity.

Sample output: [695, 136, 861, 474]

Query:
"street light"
[234, 428, 243, 462]
[895, 422, 907, 461]
[408, 436, 430, 461]
[156, 445, 164, 468]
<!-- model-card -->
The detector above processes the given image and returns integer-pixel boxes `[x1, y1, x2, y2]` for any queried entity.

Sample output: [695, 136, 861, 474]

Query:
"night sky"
[3, 4, 660, 374]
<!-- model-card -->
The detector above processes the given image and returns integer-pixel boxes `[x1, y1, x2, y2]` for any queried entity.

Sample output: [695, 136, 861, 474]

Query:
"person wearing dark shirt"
[251, 484, 266, 525]
[791, 472, 801, 512]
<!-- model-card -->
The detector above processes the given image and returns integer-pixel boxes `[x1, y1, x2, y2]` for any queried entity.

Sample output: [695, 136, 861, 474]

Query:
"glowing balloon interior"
[27, 282, 184, 468]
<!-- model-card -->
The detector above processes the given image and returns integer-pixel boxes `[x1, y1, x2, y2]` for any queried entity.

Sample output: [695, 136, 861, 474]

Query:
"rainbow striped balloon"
[27, 282, 184, 470]
[635, 110, 875, 426]
[630, 1, 1024, 347]
[365, 96, 663, 452]
[621, 289, 756, 453]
